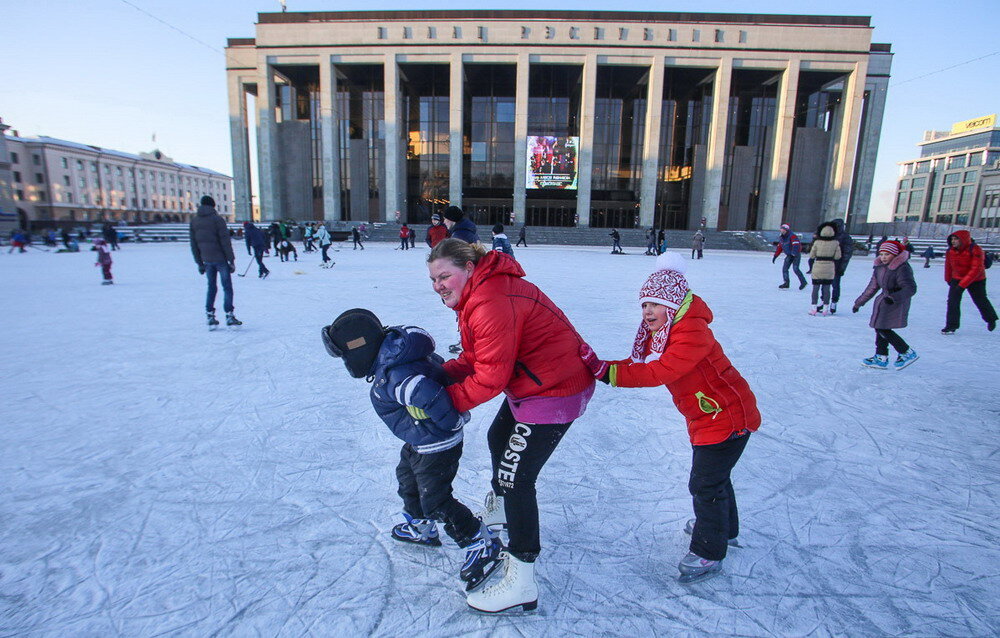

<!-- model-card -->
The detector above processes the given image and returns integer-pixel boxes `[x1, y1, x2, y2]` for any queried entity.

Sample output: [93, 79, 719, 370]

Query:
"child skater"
[853, 240, 918, 370]
[807, 222, 841, 315]
[93, 237, 113, 285]
[579, 253, 760, 583]
[321, 308, 503, 591]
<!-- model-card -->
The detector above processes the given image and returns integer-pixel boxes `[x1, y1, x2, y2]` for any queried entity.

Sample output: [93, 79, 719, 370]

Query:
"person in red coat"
[399, 224, 411, 251]
[580, 252, 760, 583]
[426, 213, 449, 248]
[427, 238, 595, 613]
[942, 229, 996, 334]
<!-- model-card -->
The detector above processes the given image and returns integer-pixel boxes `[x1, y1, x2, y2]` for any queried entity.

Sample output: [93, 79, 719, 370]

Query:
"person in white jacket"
[316, 225, 333, 267]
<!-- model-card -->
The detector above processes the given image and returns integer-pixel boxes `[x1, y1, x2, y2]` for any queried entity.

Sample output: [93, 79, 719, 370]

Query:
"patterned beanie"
[878, 240, 903, 256]
[780, 223, 790, 231]
[632, 252, 691, 362]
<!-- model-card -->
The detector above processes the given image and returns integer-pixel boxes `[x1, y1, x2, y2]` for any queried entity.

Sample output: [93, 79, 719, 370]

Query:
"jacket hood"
[455, 250, 525, 312]
[948, 229, 972, 250]
[196, 205, 216, 217]
[873, 249, 910, 270]
[817, 221, 837, 238]
[493, 233, 508, 240]
[831, 218, 845, 234]
[375, 326, 436, 370]
[680, 294, 714, 326]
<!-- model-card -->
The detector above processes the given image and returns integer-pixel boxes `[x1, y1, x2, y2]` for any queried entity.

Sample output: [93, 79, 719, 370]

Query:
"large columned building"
[226, 10, 891, 231]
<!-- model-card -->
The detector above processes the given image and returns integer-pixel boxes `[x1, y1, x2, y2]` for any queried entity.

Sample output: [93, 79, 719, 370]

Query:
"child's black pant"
[487, 400, 572, 562]
[875, 328, 909, 356]
[396, 442, 480, 545]
[689, 431, 750, 561]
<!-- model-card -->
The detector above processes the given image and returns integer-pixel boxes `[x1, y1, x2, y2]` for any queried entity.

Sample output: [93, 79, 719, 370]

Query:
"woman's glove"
[580, 343, 610, 383]
[852, 305, 860, 313]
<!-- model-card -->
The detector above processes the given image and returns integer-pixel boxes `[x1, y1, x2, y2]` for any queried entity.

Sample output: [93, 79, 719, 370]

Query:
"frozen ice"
[2, 241, 998, 636]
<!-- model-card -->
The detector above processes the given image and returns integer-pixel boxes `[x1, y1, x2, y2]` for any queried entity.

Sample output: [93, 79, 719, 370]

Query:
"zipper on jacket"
[515, 361, 543, 386]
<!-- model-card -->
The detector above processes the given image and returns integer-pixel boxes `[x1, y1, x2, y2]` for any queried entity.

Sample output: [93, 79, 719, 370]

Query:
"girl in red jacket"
[581, 252, 760, 583]
[942, 230, 997, 334]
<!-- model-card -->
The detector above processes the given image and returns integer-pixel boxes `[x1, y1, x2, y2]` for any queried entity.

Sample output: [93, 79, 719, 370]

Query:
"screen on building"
[525, 136, 579, 190]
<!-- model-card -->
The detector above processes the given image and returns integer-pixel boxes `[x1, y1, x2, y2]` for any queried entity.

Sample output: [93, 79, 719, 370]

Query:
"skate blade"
[463, 559, 503, 592]
[467, 599, 538, 614]
[390, 534, 442, 548]
[677, 567, 722, 584]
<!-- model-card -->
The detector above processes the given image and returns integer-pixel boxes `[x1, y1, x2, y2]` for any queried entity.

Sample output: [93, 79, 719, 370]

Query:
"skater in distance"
[772, 223, 808, 290]
[427, 238, 595, 613]
[190, 196, 241, 329]
[579, 252, 761, 584]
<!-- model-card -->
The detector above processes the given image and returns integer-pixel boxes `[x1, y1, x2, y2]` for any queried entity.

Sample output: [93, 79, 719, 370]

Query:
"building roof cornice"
[256, 10, 871, 27]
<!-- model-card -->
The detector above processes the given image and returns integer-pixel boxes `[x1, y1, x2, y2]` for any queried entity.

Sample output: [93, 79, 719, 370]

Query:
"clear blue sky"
[2, 0, 997, 221]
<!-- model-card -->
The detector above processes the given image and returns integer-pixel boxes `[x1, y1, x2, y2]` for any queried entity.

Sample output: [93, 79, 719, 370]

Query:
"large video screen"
[526, 136, 579, 190]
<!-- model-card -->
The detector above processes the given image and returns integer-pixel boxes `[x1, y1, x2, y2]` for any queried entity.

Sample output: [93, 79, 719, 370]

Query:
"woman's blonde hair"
[427, 238, 487, 268]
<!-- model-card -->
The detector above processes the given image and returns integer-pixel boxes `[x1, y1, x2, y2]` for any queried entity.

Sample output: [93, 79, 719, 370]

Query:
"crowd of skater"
[6, 196, 997, 615]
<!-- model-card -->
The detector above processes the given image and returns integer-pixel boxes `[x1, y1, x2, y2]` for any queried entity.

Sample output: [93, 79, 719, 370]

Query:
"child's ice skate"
[207, 312, 220, 331]
[466, 551, 538, 613]
[684, 518, 739, 547]
[677, 551, 722, 584]
[460, 523, 504, 591]
[862, 354, 888, 369]
[475, 490, 507, 530]
[808, 306, 820, 316]
[893, 349, 919, 370]
[391, 512, 441, 547]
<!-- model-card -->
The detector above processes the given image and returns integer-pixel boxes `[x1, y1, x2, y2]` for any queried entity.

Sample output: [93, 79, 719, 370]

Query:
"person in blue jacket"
[243, 221, 270, 279]
[321, 308, 502, 591]
[772, 223, 808, 290]
[443, 206, 479, 244]
[491, 224, 515, 257]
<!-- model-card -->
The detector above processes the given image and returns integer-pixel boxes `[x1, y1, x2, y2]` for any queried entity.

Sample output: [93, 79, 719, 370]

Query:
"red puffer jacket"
[443, 251, 594, 413]
[609, 295, 761, 446]
[944, 230, 987, 288]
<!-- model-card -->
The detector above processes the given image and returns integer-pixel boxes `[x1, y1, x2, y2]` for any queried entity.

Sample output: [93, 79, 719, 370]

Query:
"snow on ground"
[1, 239, 998, 637]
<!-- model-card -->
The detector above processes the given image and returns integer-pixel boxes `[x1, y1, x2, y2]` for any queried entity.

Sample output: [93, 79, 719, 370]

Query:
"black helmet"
[321, 308, 385, 378]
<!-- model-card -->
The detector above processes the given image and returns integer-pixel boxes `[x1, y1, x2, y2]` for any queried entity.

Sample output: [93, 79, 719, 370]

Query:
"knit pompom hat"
[632, 252, 691, 362]
[878, 240, 903, 256]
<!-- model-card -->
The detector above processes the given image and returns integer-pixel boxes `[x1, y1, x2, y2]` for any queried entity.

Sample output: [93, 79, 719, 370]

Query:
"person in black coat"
[830, 218, 855, 313]
[609, 228, 623, 254]
[243, 221, 270, 278]
[190, 196, 239, 326]
[102, 221, 119, 251]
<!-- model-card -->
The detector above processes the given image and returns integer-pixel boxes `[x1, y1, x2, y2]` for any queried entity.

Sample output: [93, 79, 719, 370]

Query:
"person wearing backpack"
[941, 230, 996, 334]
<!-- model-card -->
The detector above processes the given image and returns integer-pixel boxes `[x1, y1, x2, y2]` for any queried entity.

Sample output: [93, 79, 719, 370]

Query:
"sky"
[2, 0, 998, 222]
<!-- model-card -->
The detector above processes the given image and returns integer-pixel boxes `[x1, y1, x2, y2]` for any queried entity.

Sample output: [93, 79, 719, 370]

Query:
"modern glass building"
[226, 10, 891, 231]
[892, 114, 1000, 228]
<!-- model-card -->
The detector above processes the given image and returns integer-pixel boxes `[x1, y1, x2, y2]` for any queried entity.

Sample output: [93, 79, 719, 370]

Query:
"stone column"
[761, 60, 800, 230]
[639, 55, 665, 228]
[512, 53, 530, 224]
[227, 72, 252, 222]
[826, 60, 869, 219]
[449, 53, 464, 209]
[575, 53, 598, 227]
[319, 57, 341, 222]
[256, 57, 279, 220]
[383, 53, 402, 222]
[701, 57, 733, 230]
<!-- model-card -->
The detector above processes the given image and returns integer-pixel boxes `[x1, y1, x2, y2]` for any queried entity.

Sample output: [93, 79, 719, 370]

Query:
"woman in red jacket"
[581, 252, 760, 584]
[942, 230, 997, 334]
[427, 238, 595, 614]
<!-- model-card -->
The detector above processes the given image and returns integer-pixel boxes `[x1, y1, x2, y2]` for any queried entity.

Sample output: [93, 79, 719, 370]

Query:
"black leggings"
[875, 329, 909, 356]
[487, 400, 572, 562]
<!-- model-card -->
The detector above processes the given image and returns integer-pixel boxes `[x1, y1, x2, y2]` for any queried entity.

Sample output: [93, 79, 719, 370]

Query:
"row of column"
[233, 53, 868, 229]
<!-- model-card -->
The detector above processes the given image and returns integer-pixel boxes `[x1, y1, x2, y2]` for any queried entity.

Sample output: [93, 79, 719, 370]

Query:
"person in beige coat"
[807, 222, 842, 315]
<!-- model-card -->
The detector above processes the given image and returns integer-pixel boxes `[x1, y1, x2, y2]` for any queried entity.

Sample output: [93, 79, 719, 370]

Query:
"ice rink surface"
[2, 240, 998, 637]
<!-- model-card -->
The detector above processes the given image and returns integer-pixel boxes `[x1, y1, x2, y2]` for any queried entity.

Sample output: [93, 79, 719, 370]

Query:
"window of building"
[453, 26, 461, 39]
[911, 177, 927, 188]
[63, 175, 70, 186]
[968, 151, 983, 166]
[715, 29, 724, 43]
[947, 155, 966, 169]
[90, 162, 97, 172]
[938, 186, 958, 211]
[932, 158, 944, 171]
[76, 159, 83, 170]
[959, 185, 976, 210]
[964, 170, 978, 183]
[65, 192, 73, 203]
[619, 27, 628, 40]
[38, 192, 47, 202]
[943, 173, 961, 185]
[15, 189, 23, 200]
[569, 27, 580, 39]
[12, 171, 20, 183]
[35, 173, 44, 184]
[377, 27, 387, 39]
[899, 179, 909, 190]
[987, 151, 1000, 167]
[10, 152, 18, 163]
[142, 198, 147, 208]
[935, 214, 952, 224]
[907, 190, 923, 214]
[115, 167, 122, 176]
[644, 28, 653, 41]
[61, 157, 68, 168]
[83, 194, 89, 204]
[955, 214, 969, 225]
[915, 161, 930, 174]
[692, 29, 701, 42]
[402, 26, 412, 39]
[667, 28, 676, 41]
[478, 26, 487, 40]
[894, 193, 907, 216]
[104, 165, 110, 174]
[593, 27, 603, 40]
[739, 30, 748, 43]
[32, 154, 41, 166]
[129, 168, 135, 177]
[78, 176, 86, 187]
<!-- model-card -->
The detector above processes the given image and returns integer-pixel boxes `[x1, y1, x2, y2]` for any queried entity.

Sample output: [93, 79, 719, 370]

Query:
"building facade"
[227, 10, 891, 231]
[1, 127, 233, 230]
[892, 114, 1000, 229]
[0, 118, 17, 233]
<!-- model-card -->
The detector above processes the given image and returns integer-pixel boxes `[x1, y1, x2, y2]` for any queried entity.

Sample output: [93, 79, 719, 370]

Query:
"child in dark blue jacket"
[322, 308, 502, 591]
